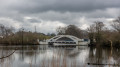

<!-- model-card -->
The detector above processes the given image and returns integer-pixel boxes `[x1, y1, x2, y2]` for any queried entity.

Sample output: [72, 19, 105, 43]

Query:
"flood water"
[0, 45, 120, 67]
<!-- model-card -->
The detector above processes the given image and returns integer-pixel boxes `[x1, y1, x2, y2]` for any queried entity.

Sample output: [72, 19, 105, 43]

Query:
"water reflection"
[88, 47, 120, 67]
[0, 45, 120, 67]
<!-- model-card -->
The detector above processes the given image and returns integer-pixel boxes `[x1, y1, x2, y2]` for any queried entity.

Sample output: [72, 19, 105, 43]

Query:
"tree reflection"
[112, 48, 120, 63]
[88, 47, 119, 67]
[0, 46, 15, 67]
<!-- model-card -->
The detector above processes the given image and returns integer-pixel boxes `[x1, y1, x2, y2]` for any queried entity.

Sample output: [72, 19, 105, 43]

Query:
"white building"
[39, 35, 90, 46]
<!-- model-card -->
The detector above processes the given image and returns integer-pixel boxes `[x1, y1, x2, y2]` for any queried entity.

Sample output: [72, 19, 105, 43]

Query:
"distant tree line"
[0, 17, 120, 46]
[87, 17, 120, 46]
[0, 24, 14, 38]
[56, 17, 120, 47]
[56, 25, 88, 38]
[0, 25, 54, 45]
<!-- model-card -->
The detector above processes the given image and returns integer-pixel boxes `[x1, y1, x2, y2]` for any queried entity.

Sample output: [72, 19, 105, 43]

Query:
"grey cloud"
[6, 0, 120, 13]
[29, 19, 41, 23]
[0, 0, 120, 33]
[27, 19, 41, 23]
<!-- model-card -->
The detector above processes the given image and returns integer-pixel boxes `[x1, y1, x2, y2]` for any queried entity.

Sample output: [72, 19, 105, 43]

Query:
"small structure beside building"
[0, 36, 3, 38]
[39, 35, 90, 46]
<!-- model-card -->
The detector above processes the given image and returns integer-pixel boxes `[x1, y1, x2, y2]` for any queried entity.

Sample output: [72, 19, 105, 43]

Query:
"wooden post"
[110, 40, 113, 55]
[22, 29, 24, 45]
[110, 40, 112, 48]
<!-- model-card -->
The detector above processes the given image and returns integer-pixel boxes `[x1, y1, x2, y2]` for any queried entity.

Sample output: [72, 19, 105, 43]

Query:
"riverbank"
[89, 40, 120, 48]
[0, 31, 53, 45]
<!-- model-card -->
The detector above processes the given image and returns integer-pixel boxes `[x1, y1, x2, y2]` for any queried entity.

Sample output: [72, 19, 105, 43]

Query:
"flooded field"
[0, 45, 120, 67]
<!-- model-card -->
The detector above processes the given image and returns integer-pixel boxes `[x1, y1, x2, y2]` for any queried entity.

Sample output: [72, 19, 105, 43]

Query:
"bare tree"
[65, 25, 82, 38]
[95, 21, 104, 33]
[56, 26, 66, 35]
[87, 21, 104, 43]
[56, 25, 83, 38]
[0, 24, 5, 36]
[112, 17, 120, 33]
[87, 24, 96, 43]
[0, 24, 14, 37]
[95, 21, 104, 42]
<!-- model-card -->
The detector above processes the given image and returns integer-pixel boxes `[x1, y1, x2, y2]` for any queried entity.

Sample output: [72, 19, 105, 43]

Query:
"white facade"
[47, 35, 82, 44]
[39, 35, 90, 46]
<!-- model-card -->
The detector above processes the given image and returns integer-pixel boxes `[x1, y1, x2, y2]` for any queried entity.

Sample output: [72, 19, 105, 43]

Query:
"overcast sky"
[0, 0, 120, 34]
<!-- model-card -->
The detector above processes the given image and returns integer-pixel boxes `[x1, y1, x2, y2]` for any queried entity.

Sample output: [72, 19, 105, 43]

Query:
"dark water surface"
[0, 45, 120, 67]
